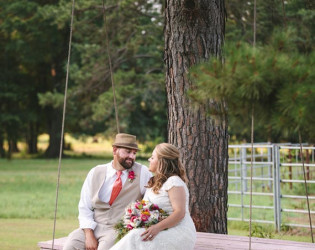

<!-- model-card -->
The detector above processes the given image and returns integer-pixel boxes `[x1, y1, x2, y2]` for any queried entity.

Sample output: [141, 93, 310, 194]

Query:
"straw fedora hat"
[112, 133, 140, 150]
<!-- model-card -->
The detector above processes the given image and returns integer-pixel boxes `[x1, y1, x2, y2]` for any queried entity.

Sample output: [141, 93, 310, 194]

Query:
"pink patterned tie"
[109, 171, 122, 205]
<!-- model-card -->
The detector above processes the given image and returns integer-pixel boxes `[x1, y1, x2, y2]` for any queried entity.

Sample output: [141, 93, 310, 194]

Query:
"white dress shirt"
[78, 161, 152, 229]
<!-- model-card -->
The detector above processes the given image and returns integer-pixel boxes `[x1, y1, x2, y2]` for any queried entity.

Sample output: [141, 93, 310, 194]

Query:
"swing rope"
[299, 132, 314, 243]
[102, 0, 120, 134]
[280, 0, 287, 27]
[247, 0, 314, 244]
[248, 105, 255, 249]
[51, 2, 121, 247]
[51, 0, 75, 249]
[248, 0, 257, 248]
[281, 0, 313, 243]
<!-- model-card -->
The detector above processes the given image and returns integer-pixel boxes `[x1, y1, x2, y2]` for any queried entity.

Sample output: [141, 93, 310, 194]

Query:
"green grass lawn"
[0, 158, 313, 249]
[0, 218, 76, 250]
[0, 158, 108, 219]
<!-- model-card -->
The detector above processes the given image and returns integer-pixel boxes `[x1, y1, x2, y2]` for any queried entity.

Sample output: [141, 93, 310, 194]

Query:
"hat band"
[114, 143, 138, 148]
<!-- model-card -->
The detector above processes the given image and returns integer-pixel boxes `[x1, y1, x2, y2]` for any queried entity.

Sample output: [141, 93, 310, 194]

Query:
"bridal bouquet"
[114, 200, 169, 240]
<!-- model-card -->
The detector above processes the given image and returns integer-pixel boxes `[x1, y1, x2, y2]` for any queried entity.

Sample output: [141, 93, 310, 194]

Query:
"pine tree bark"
[164, 0, 228, 233]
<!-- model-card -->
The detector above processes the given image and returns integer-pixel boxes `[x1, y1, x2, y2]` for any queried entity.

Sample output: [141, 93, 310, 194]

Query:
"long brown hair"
[147, 143, 188, 194]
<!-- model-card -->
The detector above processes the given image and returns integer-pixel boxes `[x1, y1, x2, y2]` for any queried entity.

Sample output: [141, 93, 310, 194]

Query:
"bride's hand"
[141, 225, 161, 241]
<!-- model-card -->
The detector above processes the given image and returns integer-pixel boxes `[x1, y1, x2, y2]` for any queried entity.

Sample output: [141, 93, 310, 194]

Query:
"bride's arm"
[141, 186, 186, 241]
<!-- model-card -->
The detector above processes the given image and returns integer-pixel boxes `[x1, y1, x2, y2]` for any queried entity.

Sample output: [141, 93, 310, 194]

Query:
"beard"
[117, 154, 134, 169]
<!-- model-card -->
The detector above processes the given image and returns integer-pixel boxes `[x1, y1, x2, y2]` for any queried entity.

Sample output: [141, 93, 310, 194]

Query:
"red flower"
[128, 171, 135, 182]
[140, 214, 149, 222]
[130, 216, 137, 222]
[126, 224, 134, 230]
[150, 204, 159, 210]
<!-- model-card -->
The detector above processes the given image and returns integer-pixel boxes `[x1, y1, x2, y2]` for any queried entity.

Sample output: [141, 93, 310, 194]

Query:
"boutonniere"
[128, 171, 135, 183]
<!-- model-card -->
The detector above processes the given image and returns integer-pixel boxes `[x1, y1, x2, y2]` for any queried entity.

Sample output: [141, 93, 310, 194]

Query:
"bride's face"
[148, 149, 158, 173]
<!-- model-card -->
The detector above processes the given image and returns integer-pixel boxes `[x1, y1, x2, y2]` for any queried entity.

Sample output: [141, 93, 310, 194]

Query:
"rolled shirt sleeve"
[78, 168, 98, 230]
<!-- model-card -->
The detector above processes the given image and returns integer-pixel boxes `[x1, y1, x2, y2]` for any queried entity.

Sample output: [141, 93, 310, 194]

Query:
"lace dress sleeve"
[163, 176, 186, 191]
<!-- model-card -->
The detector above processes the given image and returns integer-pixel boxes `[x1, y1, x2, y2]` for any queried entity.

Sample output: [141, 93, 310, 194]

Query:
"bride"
[110, 143, 196, 250]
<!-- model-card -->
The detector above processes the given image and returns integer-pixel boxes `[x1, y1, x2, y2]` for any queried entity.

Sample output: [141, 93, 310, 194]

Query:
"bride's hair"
[147, 143, 188, 194]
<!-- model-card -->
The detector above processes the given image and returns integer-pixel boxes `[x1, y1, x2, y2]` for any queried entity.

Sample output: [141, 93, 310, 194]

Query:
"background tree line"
[0, 0, 313, 158]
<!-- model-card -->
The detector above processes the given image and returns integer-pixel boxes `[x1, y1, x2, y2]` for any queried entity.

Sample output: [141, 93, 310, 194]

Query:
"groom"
[64, 133, 152, 250]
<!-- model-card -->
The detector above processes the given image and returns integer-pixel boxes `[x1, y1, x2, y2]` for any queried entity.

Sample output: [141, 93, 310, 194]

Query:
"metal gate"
[228, 144, 315, 232]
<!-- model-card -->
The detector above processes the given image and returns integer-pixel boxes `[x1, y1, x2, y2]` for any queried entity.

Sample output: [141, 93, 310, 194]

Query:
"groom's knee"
[63, 228, 86, 250]
[98, 238, 115, 250]
[97, 230, 117, 250]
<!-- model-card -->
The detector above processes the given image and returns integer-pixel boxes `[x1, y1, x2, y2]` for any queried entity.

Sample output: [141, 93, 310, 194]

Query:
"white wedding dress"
[110, 176, 197, 250]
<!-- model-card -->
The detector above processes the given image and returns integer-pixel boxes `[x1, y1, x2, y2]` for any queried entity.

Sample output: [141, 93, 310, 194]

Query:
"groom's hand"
[83, 228, 98, 250]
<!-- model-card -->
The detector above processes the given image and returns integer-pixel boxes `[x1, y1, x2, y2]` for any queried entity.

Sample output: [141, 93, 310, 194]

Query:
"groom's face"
[116, 147, 137, 169]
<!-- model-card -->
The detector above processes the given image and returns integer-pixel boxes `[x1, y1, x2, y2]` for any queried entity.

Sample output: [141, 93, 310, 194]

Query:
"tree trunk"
[44, 54, 67, 158]
[45, 108, 63, 158]
[26, 122, 38, 154]
[9, 139, 19, 153]
[0, 134, 5, 158]
[164, 0, 228, 233]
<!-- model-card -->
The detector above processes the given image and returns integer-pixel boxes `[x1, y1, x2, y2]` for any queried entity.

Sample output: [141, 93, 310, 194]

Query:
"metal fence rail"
[228, 143, 315, 232]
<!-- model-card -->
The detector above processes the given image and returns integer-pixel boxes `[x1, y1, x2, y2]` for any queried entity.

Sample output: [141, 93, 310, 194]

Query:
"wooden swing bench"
[38, 232, 315, 250]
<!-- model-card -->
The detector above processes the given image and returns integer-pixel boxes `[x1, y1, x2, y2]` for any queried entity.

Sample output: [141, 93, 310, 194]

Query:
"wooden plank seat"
[38, 237, 67, 250]
[38, 232, 315, 250]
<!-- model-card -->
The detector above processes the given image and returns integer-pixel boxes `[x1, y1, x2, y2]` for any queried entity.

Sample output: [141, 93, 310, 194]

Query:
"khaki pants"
[63, 224, 117, 250]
